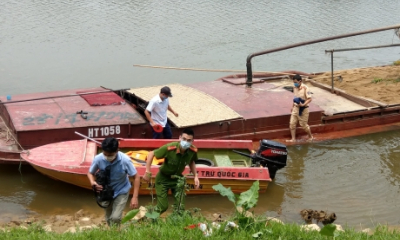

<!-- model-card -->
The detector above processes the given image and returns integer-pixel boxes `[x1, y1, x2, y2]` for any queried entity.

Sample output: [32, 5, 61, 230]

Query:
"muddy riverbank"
[1, 208, 399, 235]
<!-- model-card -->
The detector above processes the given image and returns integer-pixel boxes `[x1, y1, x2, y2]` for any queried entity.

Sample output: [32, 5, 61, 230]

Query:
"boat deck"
[131, 76, 368, 128]
[189, 78, 324, 119]
[0, 87, 145, 131]
[0, 87, 147, 151]
[270, 79, 368, 115]
[127, 72, 400, 141]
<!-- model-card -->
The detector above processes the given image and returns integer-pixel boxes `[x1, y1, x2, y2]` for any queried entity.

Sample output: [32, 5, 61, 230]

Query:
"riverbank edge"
[1, 210, 399, 239]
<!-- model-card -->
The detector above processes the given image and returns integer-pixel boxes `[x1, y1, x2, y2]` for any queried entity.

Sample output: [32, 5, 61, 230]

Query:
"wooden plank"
[307, 80, 376, 107]
[322, 105, 400, 121]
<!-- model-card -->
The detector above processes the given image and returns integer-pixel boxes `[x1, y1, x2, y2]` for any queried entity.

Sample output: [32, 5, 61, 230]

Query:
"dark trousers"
[152, 122, 172, 139]
[155, 173, 183, 214]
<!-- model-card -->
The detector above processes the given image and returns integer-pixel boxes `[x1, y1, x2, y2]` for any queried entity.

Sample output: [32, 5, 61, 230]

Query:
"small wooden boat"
[20, 138, 287, 195]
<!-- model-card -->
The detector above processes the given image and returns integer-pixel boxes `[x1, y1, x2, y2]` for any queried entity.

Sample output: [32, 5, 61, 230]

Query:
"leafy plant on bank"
[122, 174, 192, 224]
[168, 174, 204, 222]
[320, 223, 341, 239]
[122, 175, 160, 224]
[212, 180, 259, 228]
[171, 174, 189, 215]
[121, 209, 140, 224]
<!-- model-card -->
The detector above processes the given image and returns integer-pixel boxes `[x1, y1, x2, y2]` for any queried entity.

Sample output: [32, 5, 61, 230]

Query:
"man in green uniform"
[142, 128, 200, 214]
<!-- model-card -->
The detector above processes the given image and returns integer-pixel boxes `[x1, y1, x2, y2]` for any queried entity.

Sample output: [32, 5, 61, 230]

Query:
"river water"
[1, 0, 400, 228]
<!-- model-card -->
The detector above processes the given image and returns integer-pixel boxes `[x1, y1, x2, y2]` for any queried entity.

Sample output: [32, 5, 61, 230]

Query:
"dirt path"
[310, 65, 400, 105]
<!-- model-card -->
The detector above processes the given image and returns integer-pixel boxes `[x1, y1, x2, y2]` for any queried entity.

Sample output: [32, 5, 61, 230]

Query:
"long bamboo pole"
[133, 64, 297, 76]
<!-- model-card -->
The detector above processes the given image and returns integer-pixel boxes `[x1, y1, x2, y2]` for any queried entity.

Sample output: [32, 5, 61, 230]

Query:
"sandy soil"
[310, 65, 400, 105]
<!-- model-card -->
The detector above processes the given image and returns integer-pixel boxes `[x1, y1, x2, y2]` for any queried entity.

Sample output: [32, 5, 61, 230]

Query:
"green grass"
[371, 77, 400, 84]
[371, 77, 384, 83]
[1, 215, 400, 240]
[393, 60, 400, 66]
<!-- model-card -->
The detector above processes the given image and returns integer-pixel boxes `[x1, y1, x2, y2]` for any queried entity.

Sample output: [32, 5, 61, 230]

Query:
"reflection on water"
[375, 131, 400, 188]
[283, 144, 309, 199]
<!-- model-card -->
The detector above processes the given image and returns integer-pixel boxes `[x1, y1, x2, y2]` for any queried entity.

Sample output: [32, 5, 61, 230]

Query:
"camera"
[94, 165, 114, 208]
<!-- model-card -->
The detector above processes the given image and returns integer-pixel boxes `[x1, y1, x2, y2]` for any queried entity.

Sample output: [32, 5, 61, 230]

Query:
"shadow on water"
[373, 131, 400, 188]
[0, 164, 100, 222]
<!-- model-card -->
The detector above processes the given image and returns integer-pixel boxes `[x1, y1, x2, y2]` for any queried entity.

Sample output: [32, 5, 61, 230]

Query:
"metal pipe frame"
[325, 43, 400, 53]
[246, 24, 400, 87]
[326, 43, 400, 91]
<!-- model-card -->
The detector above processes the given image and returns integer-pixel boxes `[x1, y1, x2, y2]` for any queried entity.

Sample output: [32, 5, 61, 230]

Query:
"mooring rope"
[0, 116, 27, 182]
[0, 119, 25, 151]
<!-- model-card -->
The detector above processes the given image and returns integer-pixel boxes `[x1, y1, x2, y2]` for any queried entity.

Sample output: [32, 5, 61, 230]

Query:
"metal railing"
[246, 24, 400, 87]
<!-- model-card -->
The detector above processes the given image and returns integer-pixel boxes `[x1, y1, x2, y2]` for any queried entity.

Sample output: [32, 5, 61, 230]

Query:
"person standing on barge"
[145, 86, 179, 139]
[287, 74, 314, 142]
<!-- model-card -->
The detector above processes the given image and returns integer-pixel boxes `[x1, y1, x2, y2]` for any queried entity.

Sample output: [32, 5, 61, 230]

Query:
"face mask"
[161, 95, 167, 100]
[294, 83, 300, 88]
[180, 140, 191, 150]
[104, 153, 117, 162]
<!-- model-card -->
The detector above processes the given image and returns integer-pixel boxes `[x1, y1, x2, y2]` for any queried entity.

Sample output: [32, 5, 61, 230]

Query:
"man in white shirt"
[145, 86, 178, 139]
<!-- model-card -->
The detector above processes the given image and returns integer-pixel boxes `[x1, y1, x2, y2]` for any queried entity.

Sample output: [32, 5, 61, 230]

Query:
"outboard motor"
[254, 140, 287, 179]
[233, 139, 287, 179]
